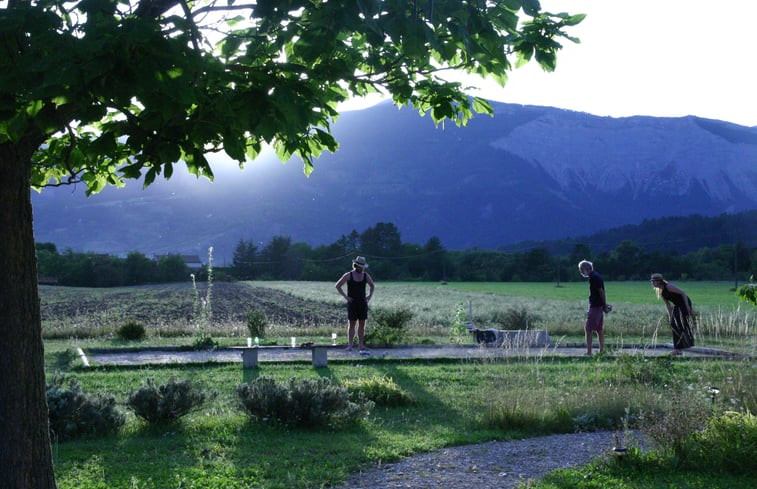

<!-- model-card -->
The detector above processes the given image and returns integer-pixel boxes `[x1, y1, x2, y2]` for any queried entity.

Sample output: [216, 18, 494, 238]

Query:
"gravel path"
[85, 343, 725, 366]
[334, 431, 618, 489]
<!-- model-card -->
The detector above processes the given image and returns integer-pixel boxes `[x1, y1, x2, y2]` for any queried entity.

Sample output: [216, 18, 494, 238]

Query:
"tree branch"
[134, 0, 183, 19]
[178, 0, 202, 52]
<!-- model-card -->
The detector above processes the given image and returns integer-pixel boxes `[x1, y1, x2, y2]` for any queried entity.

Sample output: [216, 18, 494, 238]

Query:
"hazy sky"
[346, 1, 757, 127]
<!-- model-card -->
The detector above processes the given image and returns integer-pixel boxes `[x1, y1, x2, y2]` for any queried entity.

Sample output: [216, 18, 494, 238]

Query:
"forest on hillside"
[36, 212, 757, 287]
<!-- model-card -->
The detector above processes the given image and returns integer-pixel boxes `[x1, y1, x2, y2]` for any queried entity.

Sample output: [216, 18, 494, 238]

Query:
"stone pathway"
[84, 343, 738, 367]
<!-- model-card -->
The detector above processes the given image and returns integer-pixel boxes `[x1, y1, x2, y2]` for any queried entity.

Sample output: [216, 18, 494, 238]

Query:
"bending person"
[650, 273, 695, 355]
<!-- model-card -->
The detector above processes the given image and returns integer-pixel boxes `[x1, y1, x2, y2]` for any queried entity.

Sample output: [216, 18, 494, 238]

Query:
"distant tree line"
[500, 211, 757, 256]
[36, 222, 756, 287]
[36, 243, 191, 287]
[231, 222, 756, 283]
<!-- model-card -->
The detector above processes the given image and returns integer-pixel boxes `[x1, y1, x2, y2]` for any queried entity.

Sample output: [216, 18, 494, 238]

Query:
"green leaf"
[90, 133, 117, 155]
[25, 100, 44, 117]
[120, 163, 143, 180]
[521, 0, 541, 16]
[313, 128, 338, 152]
[472, 97, 493, 116]
[220, 36, 243, 58]
[301, 155, 314, 177]
[223, 133, 246, 162]
[166, 67, 183, 79]
[274, 139, 293, 162]
[245, 140, 262, 161]
[51, 96, 69, 107]
[225, 15, 246, 27]
[562, 14, 587, 26]
[144, 167, 157, 187]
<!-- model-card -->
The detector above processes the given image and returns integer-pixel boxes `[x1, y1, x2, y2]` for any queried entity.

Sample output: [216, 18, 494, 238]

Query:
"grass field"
[40, 281, 756, 488]
[47, 349, 756, 489]
[39, 280, 756, 354]
[254, 281, 755, 353]
[254, 280, 747, 306]
[437, 280, 745, 306]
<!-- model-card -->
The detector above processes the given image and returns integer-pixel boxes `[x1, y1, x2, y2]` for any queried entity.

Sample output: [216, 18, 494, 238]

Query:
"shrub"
[46, 374, 125, 441]
[449, 302, 469, 344]
[342, 375, 414, 407]
[366, 307, 413, 345]
[117, 320, 147, 341]
[192, 333, 217, 350]
[246, 310, 268, 338]
[615, 354, 673, 384]
[737, 276, 756, 306]
[491, 306, 538, 329]
[127, 377, 209, 424]
[482, 398, 575, 434]
[638, 387, 711, 463]
[684, 410, 757, 474]
[236, 376, 373, 428]
[60, 347, 82, 369]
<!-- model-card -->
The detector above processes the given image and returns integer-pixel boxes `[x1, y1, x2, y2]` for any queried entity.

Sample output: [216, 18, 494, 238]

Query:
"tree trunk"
[0, 140, 57, 488]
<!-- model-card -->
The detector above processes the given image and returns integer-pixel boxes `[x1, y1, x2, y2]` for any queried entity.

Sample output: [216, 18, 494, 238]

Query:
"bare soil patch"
[39, 282, 344, 330]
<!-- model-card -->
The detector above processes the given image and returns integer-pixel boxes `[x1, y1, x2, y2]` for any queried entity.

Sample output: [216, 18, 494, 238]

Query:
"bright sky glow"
[344, 0, 757, 127]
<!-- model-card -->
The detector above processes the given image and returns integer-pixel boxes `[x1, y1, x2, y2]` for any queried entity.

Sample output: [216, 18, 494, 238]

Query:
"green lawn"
[47, 342, 756, 488]
[408, 280, 746, 307]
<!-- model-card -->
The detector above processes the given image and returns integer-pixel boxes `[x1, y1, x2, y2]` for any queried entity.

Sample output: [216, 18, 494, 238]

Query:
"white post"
[75, 347, 90, 367]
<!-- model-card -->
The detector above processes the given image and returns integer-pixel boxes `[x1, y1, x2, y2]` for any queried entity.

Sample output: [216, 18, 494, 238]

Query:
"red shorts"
[585, 306, 604, 332]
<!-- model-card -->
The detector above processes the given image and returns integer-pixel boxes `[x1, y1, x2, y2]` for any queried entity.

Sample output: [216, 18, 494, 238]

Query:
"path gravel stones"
[85, 343, 729, 367]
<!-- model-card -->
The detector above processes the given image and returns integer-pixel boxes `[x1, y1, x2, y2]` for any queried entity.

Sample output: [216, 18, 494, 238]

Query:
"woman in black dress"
[650, 273, 695, 355]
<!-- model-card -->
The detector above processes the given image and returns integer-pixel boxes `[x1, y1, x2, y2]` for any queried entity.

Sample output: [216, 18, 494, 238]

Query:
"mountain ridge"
[31, 101, 757, 262]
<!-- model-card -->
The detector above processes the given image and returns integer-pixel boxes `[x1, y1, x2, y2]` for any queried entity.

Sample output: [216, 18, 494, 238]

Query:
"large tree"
[0, 0, 582, 487]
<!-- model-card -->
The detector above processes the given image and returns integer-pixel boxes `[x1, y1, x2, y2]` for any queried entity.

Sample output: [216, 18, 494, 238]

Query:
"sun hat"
[352, 256, 368, 269]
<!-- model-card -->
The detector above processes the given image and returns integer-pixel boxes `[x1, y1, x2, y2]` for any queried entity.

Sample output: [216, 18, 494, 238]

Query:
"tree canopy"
[3, 0, 584, 190]
[0, 1, 583, 487]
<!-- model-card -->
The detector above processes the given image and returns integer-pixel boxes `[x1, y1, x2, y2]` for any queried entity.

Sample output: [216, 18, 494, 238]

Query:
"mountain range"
[31, 101, 757, 263]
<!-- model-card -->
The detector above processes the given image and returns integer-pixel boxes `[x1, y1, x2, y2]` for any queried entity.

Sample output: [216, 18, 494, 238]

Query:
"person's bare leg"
[598, 330, 605, 353]
[585, 329, 593, 355]
[347, 320, 356, 350]
[357, 319, 367, 350]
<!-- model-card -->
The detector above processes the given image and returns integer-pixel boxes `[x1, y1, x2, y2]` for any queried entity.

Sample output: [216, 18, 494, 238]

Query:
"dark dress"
[347, 271, 368, 321]
[585, 271, 605, 331]
[661, 284, 695, 349]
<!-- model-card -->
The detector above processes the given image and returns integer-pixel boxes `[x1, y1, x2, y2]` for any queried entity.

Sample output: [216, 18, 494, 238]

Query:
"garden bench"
[231, 345, 330, 368]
